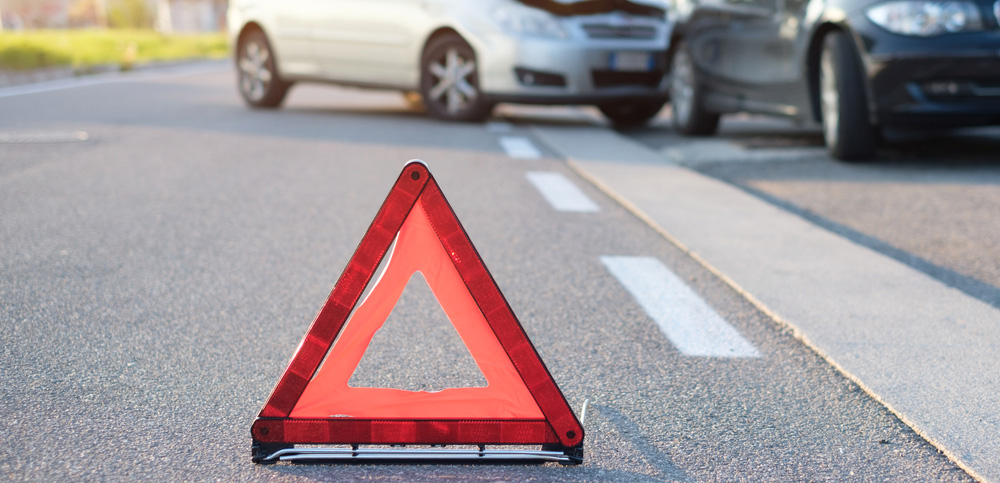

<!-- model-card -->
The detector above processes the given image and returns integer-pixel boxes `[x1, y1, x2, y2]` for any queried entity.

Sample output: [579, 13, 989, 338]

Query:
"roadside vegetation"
[0, 29, 228, 71]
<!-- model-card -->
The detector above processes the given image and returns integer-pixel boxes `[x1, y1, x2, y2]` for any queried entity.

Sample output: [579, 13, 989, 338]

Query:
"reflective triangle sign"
[251, 161, 584, 464]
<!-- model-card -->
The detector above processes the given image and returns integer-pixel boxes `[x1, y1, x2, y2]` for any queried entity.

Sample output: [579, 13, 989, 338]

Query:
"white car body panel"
[229, 0, 671, 103]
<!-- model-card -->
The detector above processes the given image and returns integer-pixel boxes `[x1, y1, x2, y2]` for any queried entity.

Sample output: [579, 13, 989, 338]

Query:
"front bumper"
[475, 33, 670, 105]
[871, 54, 1000, 126]
[859, 25, 1000, 126]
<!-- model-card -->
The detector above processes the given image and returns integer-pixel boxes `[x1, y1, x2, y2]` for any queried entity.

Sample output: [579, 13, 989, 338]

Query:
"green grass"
[0, 29, 228, 71]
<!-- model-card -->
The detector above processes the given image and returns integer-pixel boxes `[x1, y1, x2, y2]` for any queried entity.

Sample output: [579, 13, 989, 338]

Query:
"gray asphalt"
[0, 67, 974, 481]
[624, 115, 1000, 310]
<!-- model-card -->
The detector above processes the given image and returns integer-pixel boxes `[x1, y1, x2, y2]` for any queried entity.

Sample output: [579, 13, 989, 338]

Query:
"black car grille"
[592, 70, 664, 88]
[583, 24, 657, 39]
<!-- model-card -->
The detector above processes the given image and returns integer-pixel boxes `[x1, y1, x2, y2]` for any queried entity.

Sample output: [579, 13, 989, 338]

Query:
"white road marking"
[485, 121, 514, 133]
[0, 130, 89, 143]
[601, 255, 760, 358]
[526, 171, 600, 213]
[499, 136, 542, 159]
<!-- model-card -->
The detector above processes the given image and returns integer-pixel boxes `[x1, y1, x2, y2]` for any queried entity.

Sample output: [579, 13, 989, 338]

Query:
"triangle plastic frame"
[251, 161, 584, 464]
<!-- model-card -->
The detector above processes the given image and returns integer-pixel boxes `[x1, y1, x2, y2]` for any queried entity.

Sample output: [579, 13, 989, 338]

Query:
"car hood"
[518, 0, 666, 18]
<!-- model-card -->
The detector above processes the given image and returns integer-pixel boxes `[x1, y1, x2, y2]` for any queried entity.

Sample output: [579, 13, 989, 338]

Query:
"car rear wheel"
[669, 41, 720, 136]
[599, 100, 666, 127]
[420, 34, 493, 122]
[237, 29, 291, 108]
[819, 31, 879, 161]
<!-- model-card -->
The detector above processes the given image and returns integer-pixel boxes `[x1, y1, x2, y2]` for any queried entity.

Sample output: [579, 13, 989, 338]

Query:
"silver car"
[228, 0, 671, 125]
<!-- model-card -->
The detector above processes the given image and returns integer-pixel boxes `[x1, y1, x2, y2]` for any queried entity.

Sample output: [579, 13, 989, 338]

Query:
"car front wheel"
[819, 31, 879, 161]
[420, 34, 493, 122]
[669, 41, 719, 136]
[237, 29, 291, 108]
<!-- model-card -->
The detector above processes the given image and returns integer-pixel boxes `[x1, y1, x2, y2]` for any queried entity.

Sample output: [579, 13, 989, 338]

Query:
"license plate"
[609, 51, 653, 72]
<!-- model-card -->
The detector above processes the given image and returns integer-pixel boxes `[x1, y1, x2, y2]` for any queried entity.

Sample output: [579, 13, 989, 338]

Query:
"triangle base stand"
[252, 442, 584, 465]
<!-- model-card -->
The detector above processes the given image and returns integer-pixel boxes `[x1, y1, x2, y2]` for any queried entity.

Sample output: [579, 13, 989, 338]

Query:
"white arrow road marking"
[499, 136, 542, 159]
[526, 171, 600, 213]
[601, 255, 760, 358]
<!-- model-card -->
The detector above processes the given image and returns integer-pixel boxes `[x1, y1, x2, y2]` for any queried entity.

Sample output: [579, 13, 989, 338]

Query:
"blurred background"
[0, 0, 228, 79]
[0, 0, 227, 32]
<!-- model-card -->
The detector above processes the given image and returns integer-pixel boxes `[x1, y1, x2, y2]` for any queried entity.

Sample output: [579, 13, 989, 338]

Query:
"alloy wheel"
[670, 48, 695, 127]
[239, 39, 273, 103]
[427, 48, 478, 114]
[819, 47, 840, 148]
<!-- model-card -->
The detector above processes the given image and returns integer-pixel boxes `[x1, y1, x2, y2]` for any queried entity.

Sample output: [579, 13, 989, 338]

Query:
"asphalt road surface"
[0, 63, 988, 481]
[624, 115, 1000, 311]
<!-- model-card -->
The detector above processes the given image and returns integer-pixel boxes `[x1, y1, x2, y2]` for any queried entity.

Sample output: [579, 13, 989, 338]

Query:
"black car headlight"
[866, 0, 984, 36]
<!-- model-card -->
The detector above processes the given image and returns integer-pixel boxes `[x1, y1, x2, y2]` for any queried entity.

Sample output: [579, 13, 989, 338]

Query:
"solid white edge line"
[526, 171, 600, 213]
[601, 255, 760, 358]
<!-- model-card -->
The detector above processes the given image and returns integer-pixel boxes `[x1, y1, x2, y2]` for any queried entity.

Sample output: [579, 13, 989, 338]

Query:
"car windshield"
[517, 0, 666, 18]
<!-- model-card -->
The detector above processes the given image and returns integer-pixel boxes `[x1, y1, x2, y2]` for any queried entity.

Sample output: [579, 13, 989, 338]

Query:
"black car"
[666, 0, 1000, 160]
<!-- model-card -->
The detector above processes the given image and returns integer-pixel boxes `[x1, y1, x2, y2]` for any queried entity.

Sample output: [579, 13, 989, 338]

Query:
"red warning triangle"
[251, 161, 583, 461]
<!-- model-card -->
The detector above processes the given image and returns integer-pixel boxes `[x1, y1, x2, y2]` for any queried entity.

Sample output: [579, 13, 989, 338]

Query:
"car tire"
[237, 29, 291, 109]
[819, 31, 879, 161]
[599, 100, 666, 127]
[420, 34, 493, 122]
[669, 41, 720, 136]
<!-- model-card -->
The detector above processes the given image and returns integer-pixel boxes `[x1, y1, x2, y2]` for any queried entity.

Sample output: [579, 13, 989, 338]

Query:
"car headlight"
[866, 1, 984, 36]
[492, 4, 570, 40]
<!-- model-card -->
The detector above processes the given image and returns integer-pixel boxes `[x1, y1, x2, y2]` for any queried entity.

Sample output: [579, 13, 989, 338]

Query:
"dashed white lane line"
[526, 171, 600, 213]
[499, 136, 542, 159]
[601, 255, 761, 358]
